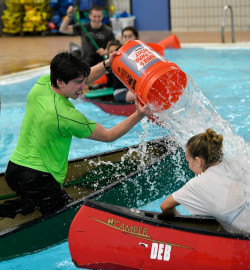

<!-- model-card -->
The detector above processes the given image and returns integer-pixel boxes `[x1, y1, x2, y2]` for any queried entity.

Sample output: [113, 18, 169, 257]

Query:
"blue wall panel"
[131, 0, 170, 31]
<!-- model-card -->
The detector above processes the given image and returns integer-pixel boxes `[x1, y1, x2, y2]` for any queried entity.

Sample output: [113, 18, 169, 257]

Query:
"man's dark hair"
[50, 51, 91, 88]
[90, 5, 103, 14]
[122, 26, 139, 39]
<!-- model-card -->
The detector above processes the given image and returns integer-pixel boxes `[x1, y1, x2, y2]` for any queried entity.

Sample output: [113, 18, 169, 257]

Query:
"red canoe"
[81, 88, 136, 117]
[69, 199, 250, 270]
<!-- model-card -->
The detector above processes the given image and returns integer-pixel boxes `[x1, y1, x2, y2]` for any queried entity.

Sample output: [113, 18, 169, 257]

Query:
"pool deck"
[1, 30, 250, 76]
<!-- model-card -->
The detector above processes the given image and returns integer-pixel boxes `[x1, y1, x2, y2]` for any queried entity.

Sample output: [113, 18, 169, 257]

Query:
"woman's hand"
[160, 195, 180, 215]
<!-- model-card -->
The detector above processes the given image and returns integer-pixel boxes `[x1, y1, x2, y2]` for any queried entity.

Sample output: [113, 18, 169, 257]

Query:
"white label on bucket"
[128, 46, 161, 72]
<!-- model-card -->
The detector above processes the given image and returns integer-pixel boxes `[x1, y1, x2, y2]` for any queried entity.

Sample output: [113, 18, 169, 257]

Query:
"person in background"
[160, 128, 250, 234]
[111, 26, 139, 103]
[121, 26, 139, 44]
[87, 39, 121, 90]
[106, 39, 134, 103]
[88, 38, 135, 103]
[0, 50, 152, 219]
[105, 39, 122, 88]
[59, 5, 115, 67]
[88, 26, 139, 101]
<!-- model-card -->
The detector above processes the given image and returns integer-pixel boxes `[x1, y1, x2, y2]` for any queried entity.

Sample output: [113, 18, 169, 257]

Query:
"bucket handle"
[136, 94, 145, 106]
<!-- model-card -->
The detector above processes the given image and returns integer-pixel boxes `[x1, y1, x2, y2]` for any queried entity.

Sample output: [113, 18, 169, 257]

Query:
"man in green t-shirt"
[1, 51, 150, 218]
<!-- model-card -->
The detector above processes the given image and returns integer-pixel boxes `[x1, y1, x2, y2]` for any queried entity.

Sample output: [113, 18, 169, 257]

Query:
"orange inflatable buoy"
[112, 40, 187, 111]
[158, 34, 181, 49]
[146, 43, 165, 56]
[92, 74, 108, 85]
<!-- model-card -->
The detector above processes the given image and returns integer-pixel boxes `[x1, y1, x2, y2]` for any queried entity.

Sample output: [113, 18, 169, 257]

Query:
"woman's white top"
[173, 161, 250, 234]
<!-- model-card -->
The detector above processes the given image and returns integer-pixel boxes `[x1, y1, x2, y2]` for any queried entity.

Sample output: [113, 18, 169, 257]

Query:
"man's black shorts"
[1, 161, 72, 218]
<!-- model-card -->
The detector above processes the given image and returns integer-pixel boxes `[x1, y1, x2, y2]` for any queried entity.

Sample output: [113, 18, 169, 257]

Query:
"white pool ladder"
[221, 5, 235, 43]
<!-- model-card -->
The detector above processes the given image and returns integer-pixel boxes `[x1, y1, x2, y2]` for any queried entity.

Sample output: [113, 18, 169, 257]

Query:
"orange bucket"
[112, 40, 187, 111]
[158, 34, 181, 49]
[146, 43, 165, 56]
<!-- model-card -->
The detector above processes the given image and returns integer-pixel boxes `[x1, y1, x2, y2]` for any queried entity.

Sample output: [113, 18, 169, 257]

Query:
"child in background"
[111, 26, 139, 103]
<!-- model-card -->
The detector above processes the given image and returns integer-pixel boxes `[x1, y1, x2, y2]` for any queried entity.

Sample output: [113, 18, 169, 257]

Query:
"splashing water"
[148, 74, 250, 183]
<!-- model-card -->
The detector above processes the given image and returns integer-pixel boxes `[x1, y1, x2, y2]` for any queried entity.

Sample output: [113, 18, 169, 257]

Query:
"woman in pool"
[161, 128, 250, 234]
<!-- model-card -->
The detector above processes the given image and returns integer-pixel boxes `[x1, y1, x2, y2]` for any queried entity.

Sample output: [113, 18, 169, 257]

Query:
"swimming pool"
[0, 46, 249, 269]
[0, 47, 249, 173]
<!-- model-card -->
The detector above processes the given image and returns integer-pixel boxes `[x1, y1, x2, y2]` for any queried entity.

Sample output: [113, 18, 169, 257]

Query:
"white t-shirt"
[173, 161, 250, 234]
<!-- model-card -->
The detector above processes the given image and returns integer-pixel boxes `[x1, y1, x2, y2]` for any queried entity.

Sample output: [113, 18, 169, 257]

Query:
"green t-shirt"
[10, 75, 96, 185]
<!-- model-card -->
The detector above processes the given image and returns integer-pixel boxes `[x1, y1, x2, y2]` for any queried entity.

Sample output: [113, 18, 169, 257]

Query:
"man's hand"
[96, 48, 107, 56]
[135, 96, 154, 117]
[66, 6, 74, 17]
[105, 51, 120, 67]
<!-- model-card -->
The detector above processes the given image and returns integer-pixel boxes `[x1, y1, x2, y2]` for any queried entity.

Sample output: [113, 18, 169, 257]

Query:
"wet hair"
[107, 40, 122, 52]
[122, 26, 139, 39]
[90, 5, 103, 14]
[186, 128, 223, 168]
[50, 51, 90, 88]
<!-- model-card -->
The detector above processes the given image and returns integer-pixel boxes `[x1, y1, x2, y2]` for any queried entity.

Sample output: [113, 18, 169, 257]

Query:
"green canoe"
[0, 137, 182, 262]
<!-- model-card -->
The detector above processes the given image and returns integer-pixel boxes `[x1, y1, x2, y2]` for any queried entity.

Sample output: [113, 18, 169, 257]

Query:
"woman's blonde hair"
[186, 128, 223, 168]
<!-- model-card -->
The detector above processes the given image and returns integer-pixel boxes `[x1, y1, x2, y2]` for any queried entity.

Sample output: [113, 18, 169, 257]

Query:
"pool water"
[0, 46, 249, 270]
[165, 47, 250, 141]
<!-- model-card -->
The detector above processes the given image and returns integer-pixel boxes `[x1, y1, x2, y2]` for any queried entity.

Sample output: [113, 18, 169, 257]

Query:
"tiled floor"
[0, 30, 249, 76]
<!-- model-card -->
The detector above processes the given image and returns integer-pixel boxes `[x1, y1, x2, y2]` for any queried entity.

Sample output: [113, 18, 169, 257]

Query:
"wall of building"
[108, 0, 131, 14]
[131, 0, 170, 30]
[108, 0, 170, 31]
[109, 0, 249, 32]
[170, 0, 250, 32]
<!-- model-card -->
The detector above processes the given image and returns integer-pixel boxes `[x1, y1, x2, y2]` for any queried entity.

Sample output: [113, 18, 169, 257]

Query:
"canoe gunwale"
[83, 199, 250, 241]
